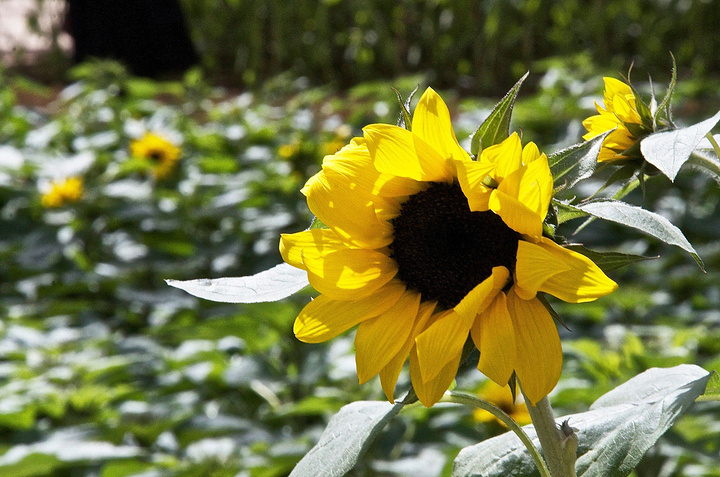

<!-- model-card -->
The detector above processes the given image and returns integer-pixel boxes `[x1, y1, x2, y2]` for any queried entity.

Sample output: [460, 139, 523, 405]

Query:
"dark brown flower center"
[389, 182, 519, 309]
[149, 150, 164, 162]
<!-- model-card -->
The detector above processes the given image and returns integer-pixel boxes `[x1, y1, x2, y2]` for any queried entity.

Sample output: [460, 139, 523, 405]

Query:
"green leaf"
[548, 131, 610, 190]
[166, 263, 310, 303]
[290, 401, 403, 477]
[565, 244, 657, 272]
[640, 109, 720, 181]
[551, 200, 588, 225]
[453, 365, 711, 477]
[576, 200, 703, 270]
[470, 72, 528, 156]
[653, 53, 677, 129]
[697, 370, 720, 402]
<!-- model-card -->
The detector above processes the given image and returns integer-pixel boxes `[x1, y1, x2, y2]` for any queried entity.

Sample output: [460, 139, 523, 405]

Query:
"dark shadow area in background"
[65, 0, 198, 78]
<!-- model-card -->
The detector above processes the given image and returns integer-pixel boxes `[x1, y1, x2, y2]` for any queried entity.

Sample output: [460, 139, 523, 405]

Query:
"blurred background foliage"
[1, 0, 720, 475]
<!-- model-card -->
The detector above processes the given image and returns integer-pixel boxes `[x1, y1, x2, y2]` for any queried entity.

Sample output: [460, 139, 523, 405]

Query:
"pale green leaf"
[452, 365, 711, 477]
[640, 110, 720, 181]
[576, 200, 703, 270]
[166, 263, 310, 303]
[548, 131, 610, 190]
[290, 401, 404, 477]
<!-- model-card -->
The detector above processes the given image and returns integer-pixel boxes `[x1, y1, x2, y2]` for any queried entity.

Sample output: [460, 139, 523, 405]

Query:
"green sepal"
[565, 244, 658, 272]
[470, 71, 528, 156]
[536, 293, 570, 331]
[393, 85, 419, 131]
[309, 216, 328, 229]
[551, 199, 588, 225]
[654, 53, 677, 130]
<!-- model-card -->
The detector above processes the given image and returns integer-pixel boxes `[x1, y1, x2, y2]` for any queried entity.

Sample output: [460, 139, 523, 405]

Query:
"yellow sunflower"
[130, 133, 181, 179]
[41, 176, 84, 208]
[280, 88, 617, 407]
[473, 381, 531, 427]
[582, 77, 650, 162]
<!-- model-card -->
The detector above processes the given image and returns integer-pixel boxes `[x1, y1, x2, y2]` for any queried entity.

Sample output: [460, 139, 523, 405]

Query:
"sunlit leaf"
[548, 131, 610, 190]
[166, 263, 310, 303]
[565, 244, 657, 272]
[640, 110, 720, 181]
[470, 72, 528, 156]
[453, 365, 711, 477]
[290, 401, 403, 477]
[577, 200, 703, 270]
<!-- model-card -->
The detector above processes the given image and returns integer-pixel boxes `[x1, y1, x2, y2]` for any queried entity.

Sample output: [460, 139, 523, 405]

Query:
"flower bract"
[130, 133, 181, 179]
[582, 77, 651, 162]
[281, 87, 617, 406]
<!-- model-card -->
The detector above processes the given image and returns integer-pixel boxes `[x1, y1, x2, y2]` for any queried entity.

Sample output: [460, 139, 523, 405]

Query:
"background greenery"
[2, 1, 720, 475]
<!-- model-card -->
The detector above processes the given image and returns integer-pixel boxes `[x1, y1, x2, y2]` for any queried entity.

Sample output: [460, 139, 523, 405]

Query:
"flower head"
[281, 88, 617, 407]
[130, 133, 181, 179]
[582, 77, 652, 162]
[473, 381, 531, 427]
[41, 177, 84, 208]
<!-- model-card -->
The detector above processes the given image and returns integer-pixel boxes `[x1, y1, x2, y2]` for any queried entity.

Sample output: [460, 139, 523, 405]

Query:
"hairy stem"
[443, 391, 552, 477]
[524, 394, 578, 477]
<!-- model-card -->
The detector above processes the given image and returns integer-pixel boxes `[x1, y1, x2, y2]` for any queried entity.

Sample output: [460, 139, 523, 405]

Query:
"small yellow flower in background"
[280, 87, 618, 407]
[278, 141, 301, 160]
[130, 133, 181, 179]
[473, 381, 531, 427]
[583, 77, 651, 163]
[41, 177, 84, 208]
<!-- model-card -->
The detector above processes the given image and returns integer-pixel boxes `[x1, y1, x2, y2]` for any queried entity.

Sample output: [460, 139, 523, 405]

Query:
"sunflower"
[280, 88, 617, 407]
[41, 176, 84, 208]
[473, 381, 531, 427]
[130, 133, 181, 179]
[582, 77, 651, 162]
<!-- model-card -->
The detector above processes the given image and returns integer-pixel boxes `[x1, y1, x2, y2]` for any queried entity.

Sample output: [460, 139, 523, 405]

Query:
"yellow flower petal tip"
[281, 88, 616, 407]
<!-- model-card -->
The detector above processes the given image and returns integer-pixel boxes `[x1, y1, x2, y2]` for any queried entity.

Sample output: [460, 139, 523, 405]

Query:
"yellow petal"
[478, 132, 523, 181]
[522, 142, 542, 164]
[355, 289, 421, 383]
[506, 289, 562, 405]
[533, 238, 618, 303]
[514, 240, 570, 300]
[471, 293, 517, 386]
[364, 124, 454, 182]
[293, 280, 407, 343]
[303, 170, 394, 249]
[410, 339, 461, 407]
[496, 156, 552, 224]
[303, 248, 398, 300]
[455, 159, 494, 211]
[280, 229, 347, 270]
[603, 77, 633, 107]
[582, 114, 620, 140]
[454, 266, 509, 327]
[322, 138, 421, 197]
[379, 300, 437, 402]
[488, 189, 543, 238]
[412, 87, 471, 164]
[415, 310, 469, 384]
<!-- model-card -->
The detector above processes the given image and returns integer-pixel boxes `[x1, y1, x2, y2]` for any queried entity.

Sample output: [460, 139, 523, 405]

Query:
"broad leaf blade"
[452, 365, 711, 477]
[548, 131, 610, 190]
[640, 109, 720, 181]
[470, 72, 528, 156]
[166, 263, 309, 303]
[551, 199, 588, 225]
[576, 200, 703, 270]
[565, 244, 657, 272]
[290, 401, 403, 477]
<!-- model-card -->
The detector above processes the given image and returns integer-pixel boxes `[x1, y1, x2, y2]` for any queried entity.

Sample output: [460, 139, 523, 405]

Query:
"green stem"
[443, 391, 552, 477]
[706, 132, 720, 160]
[523, 394, 578, 477]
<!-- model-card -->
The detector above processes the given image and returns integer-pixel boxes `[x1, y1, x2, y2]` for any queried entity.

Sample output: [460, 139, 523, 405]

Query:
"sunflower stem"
[705, 132, 720, 160]
[443, 391, 552, 477]
[524, 394, 578, 477]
